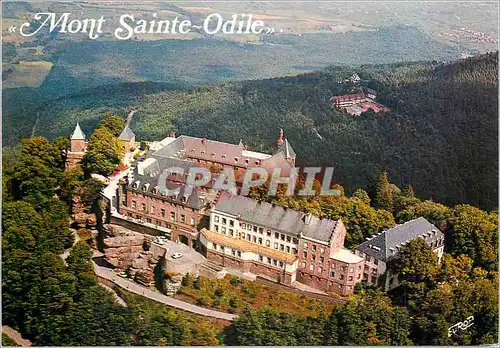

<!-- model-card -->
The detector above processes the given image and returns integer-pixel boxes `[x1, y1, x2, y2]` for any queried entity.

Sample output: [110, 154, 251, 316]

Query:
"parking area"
[152, 237, 206, 274]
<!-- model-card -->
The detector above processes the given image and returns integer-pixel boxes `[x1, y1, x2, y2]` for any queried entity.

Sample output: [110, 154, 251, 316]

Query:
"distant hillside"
[3, 25, 461, 111]
[3, 53, 498, 209]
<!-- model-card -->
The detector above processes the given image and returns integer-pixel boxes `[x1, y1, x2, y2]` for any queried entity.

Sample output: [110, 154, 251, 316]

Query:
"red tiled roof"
[330, 93, 365, 102]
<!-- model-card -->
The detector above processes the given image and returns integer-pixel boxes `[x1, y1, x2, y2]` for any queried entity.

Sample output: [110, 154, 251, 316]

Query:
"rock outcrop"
[134, 269, 154, 286]
[164, 274, 184, 296]
[103, 224, 161, 287]
[105, 245, 144, 268]
[104, 235, 145, 248]
[72, 196, 97, 228]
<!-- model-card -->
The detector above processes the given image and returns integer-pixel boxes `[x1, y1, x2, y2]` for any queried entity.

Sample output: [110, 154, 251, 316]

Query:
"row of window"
[187, 151, 261, 166]
[301, 259, 361, 274]
[364, 254, 379, 265]
[302, 252, 326, 263]
[212, 243, 242, 257]
[212, 224, 298, 254]
[213, 215, 299, 244]
[129, 187, 195, 205]
[210, 242, 284, 268]
[302, 241, 326, 255]
[429, 238, 444, 249]
[129, 201, 196, 225]
[364, 264, 379, 274]
[299, 272, 354, 291]
[258, 254, 285, 268]
[213, 215, 235, 227]
[300, 262, 361, 281]
[125, 213, 173, 228]
[363, 272, 379, 283]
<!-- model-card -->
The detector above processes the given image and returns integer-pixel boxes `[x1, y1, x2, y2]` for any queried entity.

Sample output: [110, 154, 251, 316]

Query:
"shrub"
[229, 298, 239, 309]
[182, 273, 193, 287]
[196, 296, 208, 306]
[212, 298, 221, 307]
[230, 277, 242, 286]
[193, 278, 201, 290]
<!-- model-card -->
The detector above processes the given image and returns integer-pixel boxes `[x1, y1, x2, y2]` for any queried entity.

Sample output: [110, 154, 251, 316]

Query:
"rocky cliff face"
[72, 196, 97, 228]
[103, 224, 164, 287]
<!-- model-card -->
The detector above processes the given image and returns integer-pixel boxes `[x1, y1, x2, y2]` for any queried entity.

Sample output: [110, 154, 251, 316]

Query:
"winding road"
[92, 261, 237, 321]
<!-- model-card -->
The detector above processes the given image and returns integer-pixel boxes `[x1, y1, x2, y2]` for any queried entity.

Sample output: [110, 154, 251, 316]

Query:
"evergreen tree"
[83, 127, 124, 176]
[374, 171, 394, 212]
[447, 204, 498, 270]
[402, 184, 415, 198]
[97, 112, 126, 137]
[353, 188, 371, 204]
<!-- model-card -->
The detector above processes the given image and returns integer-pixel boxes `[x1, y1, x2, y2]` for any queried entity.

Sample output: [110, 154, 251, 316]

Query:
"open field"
[2, 61, 53, 89]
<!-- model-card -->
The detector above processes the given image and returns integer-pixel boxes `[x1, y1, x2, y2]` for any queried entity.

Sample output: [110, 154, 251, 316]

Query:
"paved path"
[103, 168, 129, 210]
[2, 326, 32, 346]
[60, 232, 81, 262]
[92, 262, 237, 321]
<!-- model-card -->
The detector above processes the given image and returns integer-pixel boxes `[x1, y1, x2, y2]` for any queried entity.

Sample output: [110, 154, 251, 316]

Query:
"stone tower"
[66, 123, 88, 170]
[275, 128, 296, 166]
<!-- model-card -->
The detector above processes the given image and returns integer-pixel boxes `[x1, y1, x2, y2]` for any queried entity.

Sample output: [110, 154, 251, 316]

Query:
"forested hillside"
[4, 53, 497, 209]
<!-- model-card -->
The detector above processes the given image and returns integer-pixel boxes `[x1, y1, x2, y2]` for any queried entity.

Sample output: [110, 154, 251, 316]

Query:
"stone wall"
[206, 250, 292, 285]
[120, 190, 203, 232]
[110, 216, 169, 237]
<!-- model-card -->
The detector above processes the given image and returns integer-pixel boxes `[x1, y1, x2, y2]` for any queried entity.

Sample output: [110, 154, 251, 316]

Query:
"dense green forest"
[1, 130, 227, 345]
[4, 53, 497, 209]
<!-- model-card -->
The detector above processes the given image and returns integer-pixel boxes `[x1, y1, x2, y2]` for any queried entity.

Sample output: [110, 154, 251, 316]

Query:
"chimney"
[277, 128, 284, 146]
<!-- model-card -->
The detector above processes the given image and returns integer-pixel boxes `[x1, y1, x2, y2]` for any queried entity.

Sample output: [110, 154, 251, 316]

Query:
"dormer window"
[234, 157, 239, 163]
[190, 149, 195, 153]
[211, 152, 216, 157]
[201, 150, 205, 155]
[245, 159, 249, 164]
[222, 154, 226, 159]
[255, 161, 260, 165]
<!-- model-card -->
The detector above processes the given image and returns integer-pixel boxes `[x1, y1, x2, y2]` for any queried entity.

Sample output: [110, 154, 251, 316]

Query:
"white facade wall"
[210, 210, 300, 256]
[433, 245, 444, 263]
[206, 209, 299, 273]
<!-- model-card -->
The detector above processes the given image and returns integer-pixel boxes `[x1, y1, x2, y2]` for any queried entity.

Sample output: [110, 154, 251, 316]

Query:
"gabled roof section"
[118, 125, 135, 141]
[214, 192, 337, 242]
[152, 135, 275, 167]
[355, 217, 444, 262]
[70, 123, 86, 140]
[260, 151, 294, 177]
[127, 162, 206, 210]
[276, 138, 296, 159]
